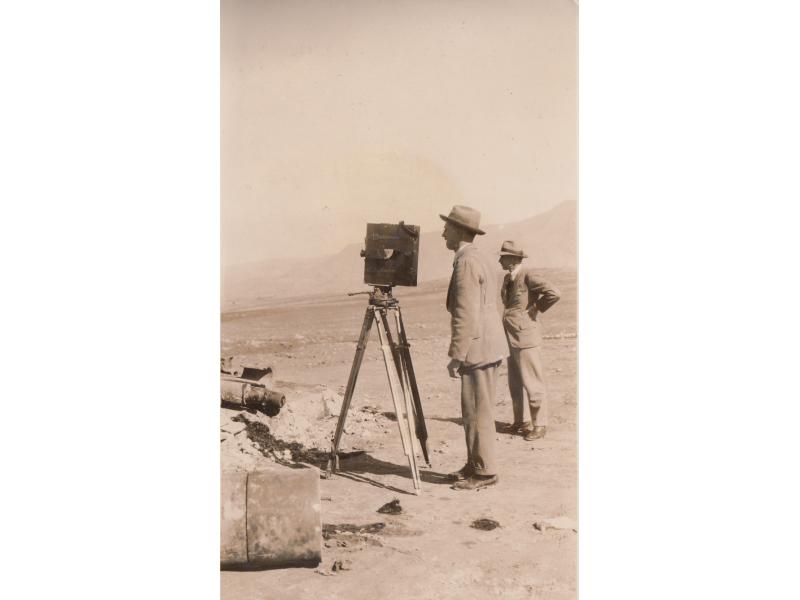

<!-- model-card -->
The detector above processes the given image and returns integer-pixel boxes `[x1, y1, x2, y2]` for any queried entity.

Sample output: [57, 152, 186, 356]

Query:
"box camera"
[360, 222, 420, 287]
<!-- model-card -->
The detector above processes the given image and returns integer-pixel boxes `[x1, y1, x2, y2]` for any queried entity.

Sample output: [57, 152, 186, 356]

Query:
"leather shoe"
[451, 474, 499, 491]
[524, 426, 546, 441]
[508, 421, 531, 434]
[447, 464, 474, 481]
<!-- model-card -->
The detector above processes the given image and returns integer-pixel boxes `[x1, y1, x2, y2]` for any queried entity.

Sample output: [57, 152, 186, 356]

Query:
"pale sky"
[222, 0, 577, 264]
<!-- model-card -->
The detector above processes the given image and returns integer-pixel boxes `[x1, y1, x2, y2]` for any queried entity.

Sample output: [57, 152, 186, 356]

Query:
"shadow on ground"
[331, 452, 452, 495]
[426, 416, 520, 434]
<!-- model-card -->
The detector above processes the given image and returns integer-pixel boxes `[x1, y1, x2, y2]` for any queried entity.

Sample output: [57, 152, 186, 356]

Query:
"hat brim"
[499, 251, 527, 258]
[439, 214, 485, 235]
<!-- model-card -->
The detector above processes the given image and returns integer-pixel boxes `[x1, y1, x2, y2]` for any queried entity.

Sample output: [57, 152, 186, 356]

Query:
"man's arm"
[448, 256, 481, 363]
[525, 273, 561, 315]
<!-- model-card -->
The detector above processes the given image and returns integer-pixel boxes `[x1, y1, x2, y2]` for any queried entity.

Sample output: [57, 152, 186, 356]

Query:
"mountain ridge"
[222, 200, 576, 308]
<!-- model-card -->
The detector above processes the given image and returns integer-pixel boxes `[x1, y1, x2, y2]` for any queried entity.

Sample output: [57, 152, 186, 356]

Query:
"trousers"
[460, 361, 499, 476]
[507, 346, 548, 427]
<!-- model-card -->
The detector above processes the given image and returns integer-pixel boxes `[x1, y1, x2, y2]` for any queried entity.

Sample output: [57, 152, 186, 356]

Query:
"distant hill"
[222, 200, 576, 309]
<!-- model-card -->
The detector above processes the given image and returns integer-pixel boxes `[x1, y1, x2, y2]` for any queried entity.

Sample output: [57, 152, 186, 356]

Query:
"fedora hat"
[439, 205, 485, 235]
[499, 240, 527, 258]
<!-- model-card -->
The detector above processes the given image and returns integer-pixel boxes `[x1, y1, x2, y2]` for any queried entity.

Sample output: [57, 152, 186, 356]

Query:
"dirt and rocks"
[221, 269, 577, 600]
[220, 381, 398, 469]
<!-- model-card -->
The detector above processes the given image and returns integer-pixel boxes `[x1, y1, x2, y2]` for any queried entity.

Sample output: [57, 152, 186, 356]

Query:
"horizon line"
[223, 199, 576, 268]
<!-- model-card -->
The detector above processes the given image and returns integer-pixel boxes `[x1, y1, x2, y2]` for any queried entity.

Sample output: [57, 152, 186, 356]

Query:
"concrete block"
[221, 467, 322, 570]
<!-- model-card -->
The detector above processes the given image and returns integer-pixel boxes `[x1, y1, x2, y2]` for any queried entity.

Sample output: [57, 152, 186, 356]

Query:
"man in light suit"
[498, 240, 561, 441]
[440, 206, 509, 491]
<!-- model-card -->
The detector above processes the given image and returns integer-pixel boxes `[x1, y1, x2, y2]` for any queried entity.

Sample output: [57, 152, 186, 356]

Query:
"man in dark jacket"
[440, 206, 509, 490]
[498, 240, 561, 441]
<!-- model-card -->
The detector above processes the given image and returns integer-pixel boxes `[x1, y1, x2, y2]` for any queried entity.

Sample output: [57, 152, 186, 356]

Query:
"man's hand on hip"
[447, 358, 463, 379]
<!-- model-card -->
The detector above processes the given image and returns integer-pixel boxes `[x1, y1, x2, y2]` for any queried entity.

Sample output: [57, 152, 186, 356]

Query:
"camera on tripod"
[360, 222, 420, 288]
[329, 221, 429, 492]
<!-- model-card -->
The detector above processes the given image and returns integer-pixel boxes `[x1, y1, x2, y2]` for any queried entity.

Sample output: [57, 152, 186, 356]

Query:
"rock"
[331, 559, 352, 572]
[533, 516, 577, 532]
[377, 499, 402, 515]
[470, 518, 500, 531]
[321, 389, 344, 417]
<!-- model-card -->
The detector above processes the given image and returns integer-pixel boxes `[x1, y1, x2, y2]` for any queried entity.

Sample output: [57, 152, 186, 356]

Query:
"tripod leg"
[379, 310, 416, 460]
[396, 306, 431, 466]
[374, 308, 418, 490]
[327, 307, 374, 475]
[380, 309, 405, 380]
[391, 309, 422, 492]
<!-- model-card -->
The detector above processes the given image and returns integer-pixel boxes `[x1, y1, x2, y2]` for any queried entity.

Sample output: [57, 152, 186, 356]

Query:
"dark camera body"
[361, 222, 420, 287]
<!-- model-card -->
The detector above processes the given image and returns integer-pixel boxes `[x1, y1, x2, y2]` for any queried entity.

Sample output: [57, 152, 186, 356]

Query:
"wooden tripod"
[326, 287, 430, 494]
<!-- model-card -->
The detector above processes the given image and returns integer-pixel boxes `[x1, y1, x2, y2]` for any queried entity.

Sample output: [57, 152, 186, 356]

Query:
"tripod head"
[347, 286, 399, 308]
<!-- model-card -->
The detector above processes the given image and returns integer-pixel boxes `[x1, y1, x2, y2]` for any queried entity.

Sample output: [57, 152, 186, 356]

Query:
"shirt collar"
[453, 242, 473, 262]
[509, 264, 522, 280]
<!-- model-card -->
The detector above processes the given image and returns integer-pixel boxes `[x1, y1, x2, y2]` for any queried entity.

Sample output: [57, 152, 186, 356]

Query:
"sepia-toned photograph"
[8, 3, 800, 600]
[9, 2, 800, 600]
[221, 1, 577, 597]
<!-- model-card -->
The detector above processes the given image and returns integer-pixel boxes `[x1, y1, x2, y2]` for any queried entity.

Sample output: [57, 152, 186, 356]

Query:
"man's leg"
[518, 346, 547, 428]
[506, 347, 527, 428]
[460, 363, 498, 476]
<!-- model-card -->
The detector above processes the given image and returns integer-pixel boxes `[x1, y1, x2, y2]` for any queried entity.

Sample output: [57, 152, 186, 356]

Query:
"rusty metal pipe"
[221, 378, 286, 415]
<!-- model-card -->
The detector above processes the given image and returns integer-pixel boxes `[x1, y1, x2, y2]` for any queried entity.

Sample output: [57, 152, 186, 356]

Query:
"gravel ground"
[221, 270, 577, 600]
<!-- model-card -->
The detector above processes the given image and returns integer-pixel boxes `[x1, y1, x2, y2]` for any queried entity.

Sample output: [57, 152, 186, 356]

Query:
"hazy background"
[222, 0, 577, 268]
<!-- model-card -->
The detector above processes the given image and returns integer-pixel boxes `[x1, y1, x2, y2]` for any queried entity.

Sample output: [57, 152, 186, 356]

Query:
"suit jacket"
[501, 268, 561, 349]
[446, 244, 509, 366]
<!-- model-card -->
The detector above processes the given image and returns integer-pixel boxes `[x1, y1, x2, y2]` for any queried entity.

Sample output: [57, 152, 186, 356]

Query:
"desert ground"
[220, 268, 577, 600]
